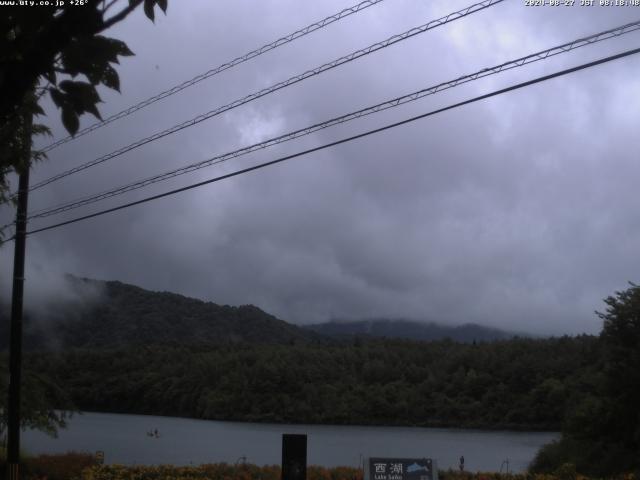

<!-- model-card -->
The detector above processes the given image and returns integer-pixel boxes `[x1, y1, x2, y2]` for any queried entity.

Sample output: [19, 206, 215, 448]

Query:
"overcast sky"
[2, 0, 640, 335]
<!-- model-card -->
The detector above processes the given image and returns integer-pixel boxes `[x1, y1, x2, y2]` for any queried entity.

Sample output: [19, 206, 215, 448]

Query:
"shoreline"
[67, 409, 561, 434]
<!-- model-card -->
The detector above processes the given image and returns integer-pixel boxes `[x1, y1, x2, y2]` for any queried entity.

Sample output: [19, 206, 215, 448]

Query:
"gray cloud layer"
[2, 0, 640, 335]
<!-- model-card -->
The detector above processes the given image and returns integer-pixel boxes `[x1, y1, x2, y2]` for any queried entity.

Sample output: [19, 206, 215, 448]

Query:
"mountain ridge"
[1, 275, 524, 350]
[305, 318, 523, 343]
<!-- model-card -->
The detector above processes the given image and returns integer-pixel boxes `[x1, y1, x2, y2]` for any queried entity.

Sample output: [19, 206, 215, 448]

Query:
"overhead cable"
[26, 19, 640, 221]
[38, 0, 387, 154]
[24, 0, 504, 194]
[22, 46, 640, 238]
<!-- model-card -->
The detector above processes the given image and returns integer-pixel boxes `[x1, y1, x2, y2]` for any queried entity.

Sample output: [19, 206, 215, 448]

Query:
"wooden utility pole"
[6, 110, 32, 480]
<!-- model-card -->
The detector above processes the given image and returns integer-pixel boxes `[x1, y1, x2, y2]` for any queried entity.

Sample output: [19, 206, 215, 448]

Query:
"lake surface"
[23, 412, 558, 473]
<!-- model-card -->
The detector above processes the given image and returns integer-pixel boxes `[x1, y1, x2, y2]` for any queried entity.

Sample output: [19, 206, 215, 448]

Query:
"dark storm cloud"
[2, 0, 640, 335]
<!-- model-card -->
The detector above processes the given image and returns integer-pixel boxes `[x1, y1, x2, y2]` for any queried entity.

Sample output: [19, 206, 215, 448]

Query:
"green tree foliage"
[27, 336, 601, 431]
[531, 283, 640, 476]
[0, 352, 74, 445]
[0, 0, 168, 205]
[599, 283, 640, 451]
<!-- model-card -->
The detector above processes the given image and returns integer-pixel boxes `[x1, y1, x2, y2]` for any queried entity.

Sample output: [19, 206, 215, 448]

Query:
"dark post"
[281, 434, 307, 480]
[6, 111, 32, 480]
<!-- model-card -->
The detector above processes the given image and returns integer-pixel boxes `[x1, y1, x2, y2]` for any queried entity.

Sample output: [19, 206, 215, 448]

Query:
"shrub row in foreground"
[82, 465, 637, 480]
[1, 453, 637, 480]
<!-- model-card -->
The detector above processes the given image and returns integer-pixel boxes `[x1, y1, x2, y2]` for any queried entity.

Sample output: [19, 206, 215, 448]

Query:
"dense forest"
[17, 336, 600, 431]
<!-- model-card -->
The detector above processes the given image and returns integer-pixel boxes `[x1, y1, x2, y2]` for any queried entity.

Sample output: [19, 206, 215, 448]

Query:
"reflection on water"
[23, 412, 558, 472]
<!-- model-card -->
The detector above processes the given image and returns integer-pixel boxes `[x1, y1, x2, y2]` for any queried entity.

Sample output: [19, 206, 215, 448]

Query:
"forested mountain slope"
[0, 276, 318, 349]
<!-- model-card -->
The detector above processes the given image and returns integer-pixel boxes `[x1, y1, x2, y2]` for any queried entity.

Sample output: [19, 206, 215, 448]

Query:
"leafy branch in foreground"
[0, 0, 169, 204]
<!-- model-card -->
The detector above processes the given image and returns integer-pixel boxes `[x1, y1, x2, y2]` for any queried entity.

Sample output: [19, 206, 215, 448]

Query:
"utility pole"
[6, 109, 32, 480]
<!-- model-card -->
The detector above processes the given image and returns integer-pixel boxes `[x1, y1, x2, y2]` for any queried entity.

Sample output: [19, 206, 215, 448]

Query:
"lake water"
[23, 412, 558, 473]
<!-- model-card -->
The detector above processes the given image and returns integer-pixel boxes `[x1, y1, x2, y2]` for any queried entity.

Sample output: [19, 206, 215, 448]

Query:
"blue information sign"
[368, 457, 436, 480]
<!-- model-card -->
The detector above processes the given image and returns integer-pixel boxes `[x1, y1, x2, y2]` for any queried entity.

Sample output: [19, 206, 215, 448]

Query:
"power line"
[22, 46, 640, 238]
[25, 19, 640, 221]
[24, 0, 503, 194]
[38, 0, 387, 154]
